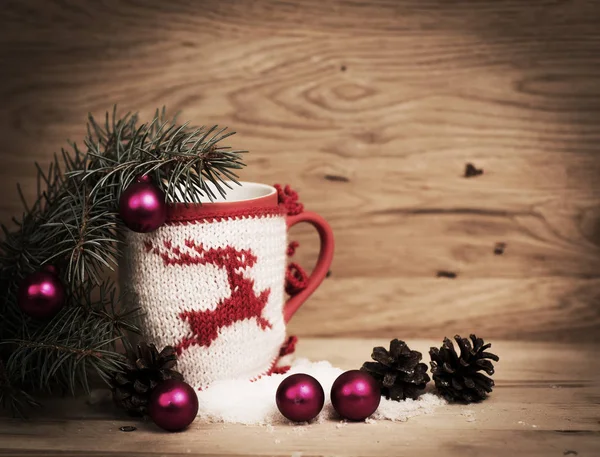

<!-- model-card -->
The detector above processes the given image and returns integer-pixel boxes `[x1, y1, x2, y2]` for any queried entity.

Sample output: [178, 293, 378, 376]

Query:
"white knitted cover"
[119, 211, 289, 391]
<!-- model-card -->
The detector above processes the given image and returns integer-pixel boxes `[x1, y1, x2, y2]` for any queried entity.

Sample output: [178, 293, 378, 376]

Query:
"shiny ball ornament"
[17, 269, 65, 319]
[331, 370, 381, 421]
[148, 379, 198, 432]
[119, 179, 166, 233]
[276, 374, 325, 422]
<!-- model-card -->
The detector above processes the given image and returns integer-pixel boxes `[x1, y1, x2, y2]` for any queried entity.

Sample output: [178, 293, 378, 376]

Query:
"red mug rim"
[165, 182, 282, 223]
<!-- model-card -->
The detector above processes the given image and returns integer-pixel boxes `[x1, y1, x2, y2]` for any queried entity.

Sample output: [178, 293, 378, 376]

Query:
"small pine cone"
[361, 339, 430, 401]
[111, 342, 183, 416]
[429, 334, 499, 403]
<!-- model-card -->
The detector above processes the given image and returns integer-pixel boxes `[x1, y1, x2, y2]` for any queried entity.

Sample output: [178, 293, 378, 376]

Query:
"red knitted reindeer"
[143, 238, 272, 354]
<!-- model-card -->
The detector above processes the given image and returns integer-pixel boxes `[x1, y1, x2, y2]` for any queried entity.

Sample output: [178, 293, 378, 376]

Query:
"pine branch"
[0, 106, 243, 415]
[3, 303, 137, 394]
[0, 360, 40, 418]
[73, 113, 247, 205]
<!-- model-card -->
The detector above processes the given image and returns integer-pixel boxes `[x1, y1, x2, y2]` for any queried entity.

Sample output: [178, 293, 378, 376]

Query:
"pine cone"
[361, 339, 430, 401]
[429, 334, 499, 403]
[111, 342, 183, 416]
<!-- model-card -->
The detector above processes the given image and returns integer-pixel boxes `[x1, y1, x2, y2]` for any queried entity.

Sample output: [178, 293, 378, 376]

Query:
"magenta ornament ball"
[119, 181, 166, 233]
[276, 373, 325, 422]
[330, 370, 381, 421]
[148, 380, 199, 432]
[17, 270, 65, 319]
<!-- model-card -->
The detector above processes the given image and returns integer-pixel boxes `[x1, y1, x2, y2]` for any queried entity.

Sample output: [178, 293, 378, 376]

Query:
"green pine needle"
[0, 106, 246, 416]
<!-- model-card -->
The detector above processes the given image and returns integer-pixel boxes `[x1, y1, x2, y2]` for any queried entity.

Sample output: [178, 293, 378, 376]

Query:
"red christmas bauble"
[276, 373, 325, 422]
[17, 269, 65, 319]
[119, 180, 166, 233]
[148, 379, 198, 432]
[331, 370, 381, 421]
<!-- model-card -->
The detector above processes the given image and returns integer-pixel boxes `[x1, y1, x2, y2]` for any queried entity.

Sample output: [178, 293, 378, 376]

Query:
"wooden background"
[1, 0, 599, 343]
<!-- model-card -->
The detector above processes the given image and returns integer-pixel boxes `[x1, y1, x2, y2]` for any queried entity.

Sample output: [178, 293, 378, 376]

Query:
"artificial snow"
[372, 392, 446, 422]
[196, 358, 446, 425]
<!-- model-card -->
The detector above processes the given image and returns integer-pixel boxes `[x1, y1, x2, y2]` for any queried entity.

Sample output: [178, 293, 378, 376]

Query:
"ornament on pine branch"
[119, 175, 167, 233]
[0, 107, 247, 417]
[17, 266, 65, 320]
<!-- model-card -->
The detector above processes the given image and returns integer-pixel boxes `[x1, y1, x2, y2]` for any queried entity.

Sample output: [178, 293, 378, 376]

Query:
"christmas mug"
[119, 182, 334, 390]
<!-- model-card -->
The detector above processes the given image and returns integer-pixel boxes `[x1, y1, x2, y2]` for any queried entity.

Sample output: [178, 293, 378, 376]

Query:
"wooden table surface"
[0, 338, 598, 457]
[2, 0, 600, 344]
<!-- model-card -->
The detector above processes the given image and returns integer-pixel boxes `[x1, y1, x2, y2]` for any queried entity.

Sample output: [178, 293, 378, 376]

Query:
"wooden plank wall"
[1, 0, 599, 342]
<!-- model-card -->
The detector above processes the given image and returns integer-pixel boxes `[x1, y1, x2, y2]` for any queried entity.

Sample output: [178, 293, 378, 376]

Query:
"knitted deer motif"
[143, 238, 273, 354]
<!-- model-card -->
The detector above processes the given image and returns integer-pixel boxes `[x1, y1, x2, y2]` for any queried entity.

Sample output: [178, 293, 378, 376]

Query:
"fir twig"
[0, 106, 244, 415]
[0, 359, 41, 417]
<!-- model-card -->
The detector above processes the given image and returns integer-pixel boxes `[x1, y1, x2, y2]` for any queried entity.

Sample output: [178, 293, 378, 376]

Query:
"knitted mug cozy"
[119, 183, 334, 391]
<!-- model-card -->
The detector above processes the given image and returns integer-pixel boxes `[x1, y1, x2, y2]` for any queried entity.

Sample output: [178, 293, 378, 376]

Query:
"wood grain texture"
[1, 0, 600, 341]
[0, 338, 598, 457]
[287, 278, 600, 342]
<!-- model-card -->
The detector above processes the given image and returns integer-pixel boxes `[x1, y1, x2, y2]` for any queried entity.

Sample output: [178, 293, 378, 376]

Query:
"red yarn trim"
[285, 263, 309, 296]
[279, 336, 298, 357]
[277, 185, 308, 297]
[249, 357, 281, 383]
[272, 365, 292, 375]
[249, 336, 298, 382]
[275, 184, 304, 216]
[166, 183, 304, 223]
[287, 241, 299, 256]
[165, 205, 286, 224]
[194, 336, 298, 390]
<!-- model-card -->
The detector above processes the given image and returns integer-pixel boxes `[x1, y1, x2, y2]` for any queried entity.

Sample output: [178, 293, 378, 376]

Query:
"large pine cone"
[429, 334, 499, 403]
[111, 343, 183, 416]
[361, 339, 430, 401]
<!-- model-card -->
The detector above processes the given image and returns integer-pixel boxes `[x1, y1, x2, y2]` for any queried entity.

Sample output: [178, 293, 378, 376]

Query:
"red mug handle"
[283, 211, 335, 323]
